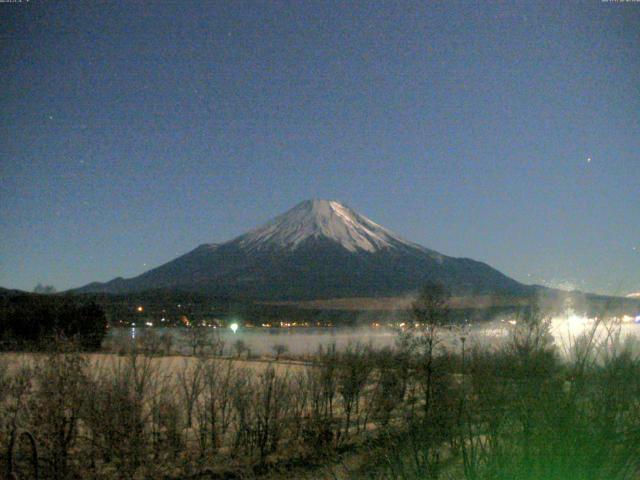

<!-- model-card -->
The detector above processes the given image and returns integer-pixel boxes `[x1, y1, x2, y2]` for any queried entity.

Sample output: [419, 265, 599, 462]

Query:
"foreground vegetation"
[1, 288, 640, 479]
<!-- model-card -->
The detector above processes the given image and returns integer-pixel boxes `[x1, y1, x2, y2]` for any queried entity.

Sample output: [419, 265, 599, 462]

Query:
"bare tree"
[30, 346, 89, 479]
[410, 282, 451, 415]
[139, 328, 162, 356]
[82, 350, 159, 477]
[177, 358, 204, 428]
[196, 359, 236, 457]
[403, 283, 453, 478]
[209, 328, 226, 357]
[181, 326, 210, 356]
[159, 331, 174, 355]
[253, 364, 290, 463]
[336, 343, 372, 443]
[303, 344, 338, 450]
[149, 375, 183, 462]
[233, 339, 247, 358]
[272, 343, 288, 360]
[230, 368, 256, 455]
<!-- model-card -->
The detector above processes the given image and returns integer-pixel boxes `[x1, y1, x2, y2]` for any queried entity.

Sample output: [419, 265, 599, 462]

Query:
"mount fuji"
[75, 200, 529, 299]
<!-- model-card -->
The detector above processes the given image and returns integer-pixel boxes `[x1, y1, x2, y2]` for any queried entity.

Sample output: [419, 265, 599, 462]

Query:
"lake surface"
[106, 326, 401, 356]
[106, 311, 640, 357]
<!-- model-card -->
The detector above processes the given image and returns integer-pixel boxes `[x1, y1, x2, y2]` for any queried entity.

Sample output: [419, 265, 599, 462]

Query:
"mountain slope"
[74, 200, 529, 299]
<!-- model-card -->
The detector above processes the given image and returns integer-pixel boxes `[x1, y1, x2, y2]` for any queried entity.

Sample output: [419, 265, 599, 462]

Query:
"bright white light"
[145, 321, 153, 327]
[566, 313, 587, 331]
[549, 311, 590, 343]
[230, 322, 239, 333]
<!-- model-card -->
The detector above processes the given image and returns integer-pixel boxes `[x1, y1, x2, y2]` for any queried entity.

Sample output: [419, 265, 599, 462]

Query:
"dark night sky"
[1, 1, 638, 295]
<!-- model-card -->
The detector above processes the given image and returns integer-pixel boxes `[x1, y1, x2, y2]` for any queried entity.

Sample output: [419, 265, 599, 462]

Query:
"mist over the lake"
[108, 310, 640, 357]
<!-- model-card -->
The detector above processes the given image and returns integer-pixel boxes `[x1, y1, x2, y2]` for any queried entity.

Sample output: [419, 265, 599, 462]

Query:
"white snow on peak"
[627, 292, 640, 299]
[235, 199, 417, 253]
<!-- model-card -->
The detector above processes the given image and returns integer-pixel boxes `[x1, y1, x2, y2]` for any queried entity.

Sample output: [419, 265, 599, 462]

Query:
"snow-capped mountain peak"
[74, 198, 527, 298]
[234, 199, 413, 253]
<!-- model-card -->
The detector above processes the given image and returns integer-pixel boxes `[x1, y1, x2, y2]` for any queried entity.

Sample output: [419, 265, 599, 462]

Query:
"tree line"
[0, 293, 107, 350]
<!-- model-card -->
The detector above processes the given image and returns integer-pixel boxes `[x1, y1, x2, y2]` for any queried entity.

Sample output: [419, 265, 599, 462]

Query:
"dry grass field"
[0, 352, 307, 377]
